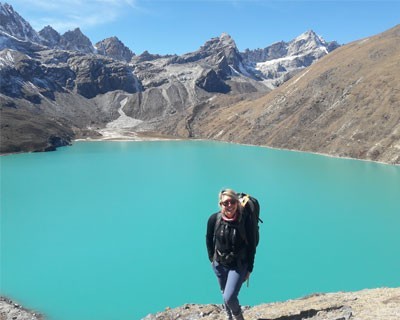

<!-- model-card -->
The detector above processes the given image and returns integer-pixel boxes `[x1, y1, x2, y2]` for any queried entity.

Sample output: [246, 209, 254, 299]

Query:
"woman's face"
[220, 195, 238, 217]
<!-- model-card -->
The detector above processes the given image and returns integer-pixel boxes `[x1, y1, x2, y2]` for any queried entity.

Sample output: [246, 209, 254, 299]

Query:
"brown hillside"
[168, 25, 400, 164]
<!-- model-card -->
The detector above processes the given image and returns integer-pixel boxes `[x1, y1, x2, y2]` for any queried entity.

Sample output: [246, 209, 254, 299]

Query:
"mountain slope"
[163, 25, 400, 164]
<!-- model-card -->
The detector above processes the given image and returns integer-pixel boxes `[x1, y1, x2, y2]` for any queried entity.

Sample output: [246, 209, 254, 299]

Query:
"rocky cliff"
[1, 287, 399, 320]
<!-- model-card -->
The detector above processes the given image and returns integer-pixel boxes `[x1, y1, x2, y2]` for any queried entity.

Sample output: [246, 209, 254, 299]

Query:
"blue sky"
[5, 0, 400, 55]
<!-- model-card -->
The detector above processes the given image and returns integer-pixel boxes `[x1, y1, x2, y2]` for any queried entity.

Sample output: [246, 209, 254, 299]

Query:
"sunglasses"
[220, 199, 237, 207]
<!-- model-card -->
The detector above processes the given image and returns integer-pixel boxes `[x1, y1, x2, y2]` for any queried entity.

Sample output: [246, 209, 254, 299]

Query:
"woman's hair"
[219, 188, 239, 202]
[218, 188, 242, 213]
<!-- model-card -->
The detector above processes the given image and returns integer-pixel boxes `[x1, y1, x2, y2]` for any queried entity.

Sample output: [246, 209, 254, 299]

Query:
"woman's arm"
[206, 213, 218, 262]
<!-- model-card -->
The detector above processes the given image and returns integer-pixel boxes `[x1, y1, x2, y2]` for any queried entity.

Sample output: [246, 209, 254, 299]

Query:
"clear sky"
[5, 0, 400, 55]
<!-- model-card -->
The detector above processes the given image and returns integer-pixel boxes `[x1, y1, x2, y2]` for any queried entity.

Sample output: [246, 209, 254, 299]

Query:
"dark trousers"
[212, 260, 248, 316]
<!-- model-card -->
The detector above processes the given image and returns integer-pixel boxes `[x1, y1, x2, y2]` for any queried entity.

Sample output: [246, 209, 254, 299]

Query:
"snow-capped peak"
[0, 2, 42, 44]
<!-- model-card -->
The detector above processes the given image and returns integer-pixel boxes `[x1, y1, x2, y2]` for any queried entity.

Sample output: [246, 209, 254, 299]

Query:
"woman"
[206, 189, 256, 320]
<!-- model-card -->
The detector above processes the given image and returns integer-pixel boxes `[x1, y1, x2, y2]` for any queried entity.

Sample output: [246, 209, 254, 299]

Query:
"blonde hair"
[218, 188, 239, 202]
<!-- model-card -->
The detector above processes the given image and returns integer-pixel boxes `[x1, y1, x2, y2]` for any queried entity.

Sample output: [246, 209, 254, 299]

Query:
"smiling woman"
[206, 188, 257, 320]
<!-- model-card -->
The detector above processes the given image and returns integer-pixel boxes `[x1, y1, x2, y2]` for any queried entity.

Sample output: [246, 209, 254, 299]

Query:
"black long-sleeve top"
[206, 211, 256, 272]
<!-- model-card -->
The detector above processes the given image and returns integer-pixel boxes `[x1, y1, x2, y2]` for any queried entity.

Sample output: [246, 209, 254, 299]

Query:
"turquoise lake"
[1, 140, 400, 319]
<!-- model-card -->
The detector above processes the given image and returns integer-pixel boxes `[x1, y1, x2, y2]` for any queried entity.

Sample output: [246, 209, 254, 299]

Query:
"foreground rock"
[1, 288, 399, 319]
[0, 297, 43, 320]
[143, 287, 400, 320]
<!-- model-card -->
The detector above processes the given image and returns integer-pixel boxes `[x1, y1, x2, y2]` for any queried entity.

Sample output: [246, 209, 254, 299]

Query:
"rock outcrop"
[0, 297, 43, 320]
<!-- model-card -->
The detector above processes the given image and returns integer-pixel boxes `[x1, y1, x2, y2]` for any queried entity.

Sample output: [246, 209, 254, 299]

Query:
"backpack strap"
[239, 194, 250, 207]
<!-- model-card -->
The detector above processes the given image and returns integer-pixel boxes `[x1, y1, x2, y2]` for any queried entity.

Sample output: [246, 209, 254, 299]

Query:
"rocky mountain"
[0, 3, 47, 53]
[57, 28, 94, 54]
[114, 32, 270, 125]
[38, 25, 61, 48]
[95, 36, 134, 62]
[0, 2, 42, 43]
[155, 25, 400, 164]
[40, 26, 95, 54]
[0, 3, 121, 58]
[241, 30, 340, 88]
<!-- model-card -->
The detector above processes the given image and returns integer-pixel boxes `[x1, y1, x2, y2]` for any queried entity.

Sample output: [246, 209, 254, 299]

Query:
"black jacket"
[206, 211, 256, 272]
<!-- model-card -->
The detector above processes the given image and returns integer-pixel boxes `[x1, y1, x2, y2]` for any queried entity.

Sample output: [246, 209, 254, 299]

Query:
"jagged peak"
[219, 32, 232, 41]
[61, 28, 91, 43]
[63, 27, 85, 37]
[95, 36, 134, 61]
[97, 36, 123, 45]
[105, 36, 119, 41]
[199, 32, 238, 53]
[0, 2, 14, 15]
[39, 25, 61, 39]
[58, 27, 94, 54]
[40, 25, 58, 33]
[294, 29, 326, 45]
[0, 2, 43, 44]
[38, 25, 61, 47]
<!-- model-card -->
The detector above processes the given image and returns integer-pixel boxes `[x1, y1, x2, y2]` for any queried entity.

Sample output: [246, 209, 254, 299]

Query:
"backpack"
[237, 193, 262, 248]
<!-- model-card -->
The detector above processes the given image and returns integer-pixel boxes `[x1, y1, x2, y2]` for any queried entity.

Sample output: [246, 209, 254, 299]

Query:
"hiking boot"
[232, 311, 245, 320]
[222, 304, 233, 320]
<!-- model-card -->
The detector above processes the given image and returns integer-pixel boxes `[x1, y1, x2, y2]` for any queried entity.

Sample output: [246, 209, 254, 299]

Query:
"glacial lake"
[1, 140, 399, 320]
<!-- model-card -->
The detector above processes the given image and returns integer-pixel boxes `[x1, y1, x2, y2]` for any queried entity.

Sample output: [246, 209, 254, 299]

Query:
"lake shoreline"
[73, 134, 400, 167]
[1, 129, 398, 166]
